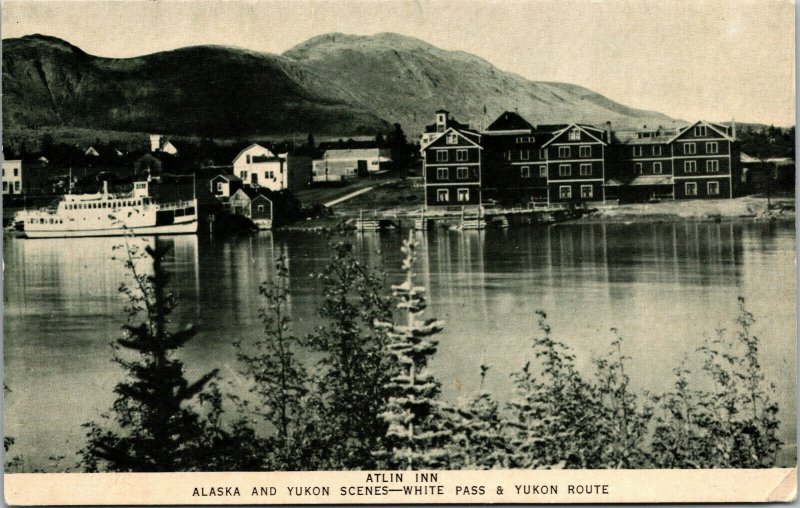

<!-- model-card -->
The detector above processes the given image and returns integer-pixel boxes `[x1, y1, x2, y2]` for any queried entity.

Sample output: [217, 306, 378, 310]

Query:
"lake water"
[3, 221, 796, 470]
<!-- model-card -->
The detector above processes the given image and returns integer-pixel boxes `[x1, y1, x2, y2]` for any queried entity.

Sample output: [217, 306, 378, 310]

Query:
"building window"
[579, 145, 591, 158]
[685, 182, 698, 196]
[246, 155, 251, 163]
[559, 164, 571, 177]
[436, 150, 448, 162]
[695, 125, 707, 136]
[457, 188, 470, 202]
[2, 182, 7, 192]
[436, 168, 448, 180]
[580, 163, 592, 176]
[706, 142, 719, 154]
[216, 182, 223, 191]
[684, 160, 697, 173]
[517, 136, 535, 143]
[559, 185, 572, 199]
[580, 185, 593, 198]
[569, 128, 581, 141]
[456, 167, 468, 180]
[706, 159, 719, 172]
[633, 146, 643, 157]
[240, 171, 247, 178]
[13, 168, 18, 177]
[653, 162, 662, 174]
[447, 133, 459, 145]
[539, 165, 547, 177]
[634, 163, 643, 175]
[558, 146, 570, 158]
[521, 166, 531, 178]
[653, 145, 662, 156]
[520, 149, 530, 161]
[437, 189, 448, 202]
[456, 149, 468, 161]
[257, 205, 265, 213]
[539, 149, 547, 159]
[707, 181, 720, 195]
[505, 150, 513, 161]
[685, 143, 697, 155]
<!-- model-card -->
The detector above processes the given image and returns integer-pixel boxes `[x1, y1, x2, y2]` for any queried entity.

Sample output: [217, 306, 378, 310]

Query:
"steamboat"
[17, 180, 198, 238]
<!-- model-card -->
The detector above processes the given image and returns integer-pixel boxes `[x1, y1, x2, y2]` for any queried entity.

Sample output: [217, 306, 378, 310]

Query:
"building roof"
[629, 175, 674, 186]
[232, 143, 274, 164]
[234, 186, 273, 201]
[211, 173, 242, 182]
[484, 111, 534, 132]
[740, 152, 761, 163]
[322, 148, 387, 159]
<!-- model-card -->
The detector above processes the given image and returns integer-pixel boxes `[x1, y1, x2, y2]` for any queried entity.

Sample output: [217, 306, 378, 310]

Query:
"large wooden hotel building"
[422, 110, 742, 209]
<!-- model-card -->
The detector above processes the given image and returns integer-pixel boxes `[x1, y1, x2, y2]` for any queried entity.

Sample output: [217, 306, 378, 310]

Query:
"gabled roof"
[233, 186, 273, 201]
[541, 123, 607, 147]
[233, 143, 274, 164]
[668, 120, 734, 143]
[426, 127, 483, 149]
[211, 173, 242, 182]
[485, 111, 534, 132]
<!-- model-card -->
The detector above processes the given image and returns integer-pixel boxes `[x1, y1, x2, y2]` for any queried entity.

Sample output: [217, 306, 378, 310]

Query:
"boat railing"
[157, 200, 196, 211]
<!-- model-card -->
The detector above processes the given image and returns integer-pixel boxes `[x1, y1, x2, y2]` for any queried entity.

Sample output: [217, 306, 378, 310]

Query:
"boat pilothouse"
[19, 179, 198, 238]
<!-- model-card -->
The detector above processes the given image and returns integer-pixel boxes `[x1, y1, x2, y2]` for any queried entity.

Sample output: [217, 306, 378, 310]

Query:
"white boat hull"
[23, 220, 198, 239]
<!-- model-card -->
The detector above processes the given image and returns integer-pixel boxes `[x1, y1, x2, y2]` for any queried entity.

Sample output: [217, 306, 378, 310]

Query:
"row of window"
[435, 149, 471, 162]
[435, 188, 471, 203]
[632, 142, 721, 157]
[64, 199, 147, 210]
[1, 168, 19, 177]
[633, 159, 721, 174]
[435, 167, 476, 180]
[2, 182, 21, 192]
[558, 185, 594, 199]
[685, 181, 720, 196]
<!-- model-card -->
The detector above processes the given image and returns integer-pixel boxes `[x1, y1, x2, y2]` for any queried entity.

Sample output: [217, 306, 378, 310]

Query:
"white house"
[2, 160, 23, 195]
[85, 146, 100, 157]
[311, 148, 391, 182]
[149, 134, 179, 155]
[233, 144, 284, 191]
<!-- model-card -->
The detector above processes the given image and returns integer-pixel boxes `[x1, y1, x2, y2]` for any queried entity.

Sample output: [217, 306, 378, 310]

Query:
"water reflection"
[3, 221, 796, 470]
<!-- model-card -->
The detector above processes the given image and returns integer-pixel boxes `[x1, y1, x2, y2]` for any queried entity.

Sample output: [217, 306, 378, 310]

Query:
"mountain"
[3, 33, 678, 139]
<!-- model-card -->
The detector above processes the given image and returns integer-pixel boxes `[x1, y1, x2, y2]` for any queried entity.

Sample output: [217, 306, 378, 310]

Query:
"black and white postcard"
[2, 0, 796, 504]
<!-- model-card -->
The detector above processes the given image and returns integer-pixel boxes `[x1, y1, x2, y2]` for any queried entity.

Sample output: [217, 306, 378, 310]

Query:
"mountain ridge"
[3, 32, 682, 139]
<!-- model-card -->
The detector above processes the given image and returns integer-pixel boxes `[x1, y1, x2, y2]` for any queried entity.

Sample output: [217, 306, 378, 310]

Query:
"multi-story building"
[541, 123, 609, 204]
[422, 111, 741, 208]
[421, 111, 482, 209]
[481, 111, 548, 205]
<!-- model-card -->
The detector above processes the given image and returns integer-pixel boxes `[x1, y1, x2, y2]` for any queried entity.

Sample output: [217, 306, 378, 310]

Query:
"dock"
[354, 205, 588, 232]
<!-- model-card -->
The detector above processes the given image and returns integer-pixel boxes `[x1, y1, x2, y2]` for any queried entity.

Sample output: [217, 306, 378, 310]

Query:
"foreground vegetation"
[5, 225, 782, 471]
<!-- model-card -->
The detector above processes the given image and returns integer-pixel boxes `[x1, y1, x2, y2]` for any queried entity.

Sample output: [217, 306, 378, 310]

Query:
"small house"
[84, 146, 100, 157]
[229, 187, 273, 229]
[210, 173, 243, 198]
[233, 144, 311, 191]
[2, 160, 23, 195]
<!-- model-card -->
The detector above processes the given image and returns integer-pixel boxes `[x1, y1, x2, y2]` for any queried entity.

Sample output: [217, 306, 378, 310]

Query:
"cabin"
[312, 148, 391, 182]
[229, 187, 273, 229]
[210, 173, 243, 198]
[2, 160, 23, 195]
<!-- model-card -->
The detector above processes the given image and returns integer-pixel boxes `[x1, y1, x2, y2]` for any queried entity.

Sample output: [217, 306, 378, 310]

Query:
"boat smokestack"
[103, 181, 108, 195]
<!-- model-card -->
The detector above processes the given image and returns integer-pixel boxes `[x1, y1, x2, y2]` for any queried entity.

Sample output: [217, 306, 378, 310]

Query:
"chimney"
[605, 121, 612, 143]
[732, 118, 737, 140]
[149, 134, 162, 152]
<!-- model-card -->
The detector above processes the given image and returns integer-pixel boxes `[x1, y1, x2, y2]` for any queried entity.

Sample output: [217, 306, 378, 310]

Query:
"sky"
[2, 0, 796, 126]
